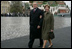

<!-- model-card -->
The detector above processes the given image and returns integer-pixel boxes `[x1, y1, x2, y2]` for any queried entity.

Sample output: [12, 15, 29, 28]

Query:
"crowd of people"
[1, 9, 30, 17]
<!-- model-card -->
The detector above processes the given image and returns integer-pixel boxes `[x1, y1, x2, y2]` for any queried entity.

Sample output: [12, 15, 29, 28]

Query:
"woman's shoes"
[48, 45, 53, 48]
[42, 47, 45, 48]
[42, 46, 46, 48]
[42, 45, 53, 48]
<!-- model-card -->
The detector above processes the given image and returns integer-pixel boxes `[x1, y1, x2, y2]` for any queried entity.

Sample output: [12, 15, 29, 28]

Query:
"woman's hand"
[37, 25, 40, 29]
[51, 30, 53, 32]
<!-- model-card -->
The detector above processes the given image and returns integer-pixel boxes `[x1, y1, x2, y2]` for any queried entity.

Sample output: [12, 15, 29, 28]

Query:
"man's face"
[33, 3, 37, 8]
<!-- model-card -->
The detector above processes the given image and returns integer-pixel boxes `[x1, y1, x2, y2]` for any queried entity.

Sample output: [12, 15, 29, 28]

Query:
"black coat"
[29, 8, 44, 39]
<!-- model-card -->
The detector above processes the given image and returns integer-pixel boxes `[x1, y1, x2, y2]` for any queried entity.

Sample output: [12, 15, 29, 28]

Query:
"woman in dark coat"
[42, 5, 54, 48]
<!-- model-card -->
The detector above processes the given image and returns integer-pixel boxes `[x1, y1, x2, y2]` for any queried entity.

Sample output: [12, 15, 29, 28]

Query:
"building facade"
[1, 1, 10, 14]
[56, 1, 66, 5]
[29, 1, 70, 15]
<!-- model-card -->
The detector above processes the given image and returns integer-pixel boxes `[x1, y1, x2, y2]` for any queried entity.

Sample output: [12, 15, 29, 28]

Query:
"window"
[51, 9, 52, 12]
[2, 6, 6, 13]
[53, 8, 54, 11]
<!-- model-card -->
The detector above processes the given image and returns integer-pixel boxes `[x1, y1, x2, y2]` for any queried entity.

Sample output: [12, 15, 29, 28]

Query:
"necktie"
[33, 9, 36, 12]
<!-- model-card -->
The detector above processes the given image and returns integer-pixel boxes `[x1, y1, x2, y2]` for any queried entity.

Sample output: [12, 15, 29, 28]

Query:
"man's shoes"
[38, 45, 43, 47]
[28, 47, 32, 48]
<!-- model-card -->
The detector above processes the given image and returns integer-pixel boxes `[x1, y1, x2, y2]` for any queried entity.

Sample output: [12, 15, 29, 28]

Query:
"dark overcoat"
[29, 8, 44, 39]
[42, 11, 54, 40]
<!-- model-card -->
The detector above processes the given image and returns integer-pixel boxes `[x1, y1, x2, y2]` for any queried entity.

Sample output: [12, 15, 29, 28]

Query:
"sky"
[64, 1, 71, 7]
[22, 1, 71, 7]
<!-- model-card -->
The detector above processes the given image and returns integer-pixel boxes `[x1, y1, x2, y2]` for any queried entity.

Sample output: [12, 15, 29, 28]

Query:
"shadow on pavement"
[1, 26, 71, 48]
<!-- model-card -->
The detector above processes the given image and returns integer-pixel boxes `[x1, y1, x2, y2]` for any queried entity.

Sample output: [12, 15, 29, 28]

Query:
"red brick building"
[59, 9, 66, 13]
[56, 1, 66, 5]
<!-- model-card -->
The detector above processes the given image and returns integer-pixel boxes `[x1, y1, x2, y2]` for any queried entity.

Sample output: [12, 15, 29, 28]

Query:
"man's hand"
[51, 30, 53, 32]
[37, 25, 40, 29]
[40, 15, 42, 19]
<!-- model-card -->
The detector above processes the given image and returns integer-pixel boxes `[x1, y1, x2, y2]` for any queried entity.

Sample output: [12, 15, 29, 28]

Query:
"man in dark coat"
[28, 2, 44, 48]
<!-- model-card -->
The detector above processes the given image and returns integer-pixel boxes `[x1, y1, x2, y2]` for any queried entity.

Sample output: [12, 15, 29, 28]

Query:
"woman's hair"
[44, 5, 50, 9]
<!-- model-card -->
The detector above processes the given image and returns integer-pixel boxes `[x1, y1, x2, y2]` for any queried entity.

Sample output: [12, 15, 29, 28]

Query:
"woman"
[42, 5, 54, 48]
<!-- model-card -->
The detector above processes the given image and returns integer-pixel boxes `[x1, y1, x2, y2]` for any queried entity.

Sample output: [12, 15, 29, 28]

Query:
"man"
[28, 2, 44, 48]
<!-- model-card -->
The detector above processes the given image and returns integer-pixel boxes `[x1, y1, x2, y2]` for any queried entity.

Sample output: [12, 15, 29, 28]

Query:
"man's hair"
[33, 2, 38, 5]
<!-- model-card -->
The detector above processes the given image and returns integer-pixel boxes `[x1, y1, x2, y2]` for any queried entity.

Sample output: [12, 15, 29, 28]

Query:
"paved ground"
[1, 26, 71, 48]
[1, 17, 71, 41]
[1, 17, 71, 48]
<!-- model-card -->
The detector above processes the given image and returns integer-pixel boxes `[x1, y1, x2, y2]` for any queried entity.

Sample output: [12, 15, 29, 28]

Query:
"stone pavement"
[1, 26, 71, 48]
[1, 17, 71, 48]
[1, 17, 71, 41]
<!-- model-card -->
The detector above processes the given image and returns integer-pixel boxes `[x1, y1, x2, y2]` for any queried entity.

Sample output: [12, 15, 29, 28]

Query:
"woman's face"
[45, 6, 49, 12]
